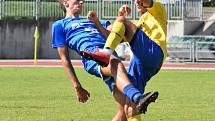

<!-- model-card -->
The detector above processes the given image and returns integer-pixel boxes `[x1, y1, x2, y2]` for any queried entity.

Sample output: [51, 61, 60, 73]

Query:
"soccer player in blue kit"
[52, 0, 158, 120]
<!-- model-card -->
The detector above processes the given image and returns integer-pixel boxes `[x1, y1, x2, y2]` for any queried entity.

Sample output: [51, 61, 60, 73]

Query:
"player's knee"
[110, 56, 121, 63]
[110, 57, 123, 68]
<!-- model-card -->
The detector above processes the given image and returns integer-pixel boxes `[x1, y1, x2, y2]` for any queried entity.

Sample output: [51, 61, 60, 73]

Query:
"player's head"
[58, 0, 84, 15]
[135, 0, 152, 14]
[135, 0, 146, 14]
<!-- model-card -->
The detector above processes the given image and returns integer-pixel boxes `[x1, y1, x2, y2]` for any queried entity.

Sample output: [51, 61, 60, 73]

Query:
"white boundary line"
[1, 65, 214, 71]
[161, 67, 215, 71]
[0, 60, 215, 70]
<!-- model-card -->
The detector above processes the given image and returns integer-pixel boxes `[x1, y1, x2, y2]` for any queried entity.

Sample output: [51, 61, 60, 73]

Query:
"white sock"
[99, 48, 113, 55]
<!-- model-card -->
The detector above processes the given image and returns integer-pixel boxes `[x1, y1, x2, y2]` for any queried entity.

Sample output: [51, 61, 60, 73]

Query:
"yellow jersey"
[136, 1, 167, 59]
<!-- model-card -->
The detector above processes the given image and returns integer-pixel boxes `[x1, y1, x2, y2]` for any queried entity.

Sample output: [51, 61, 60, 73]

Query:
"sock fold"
[123, 84, 141, 103]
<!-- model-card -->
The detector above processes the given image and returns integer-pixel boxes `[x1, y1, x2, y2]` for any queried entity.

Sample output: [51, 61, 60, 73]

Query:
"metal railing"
[102, 0, 133, 19]
[184, 0, 203, 20]
[167, 41, 193, 62]
[161, 0, 184, 20]
[167, 36, 215, 62]
[195, 42, 215, 62]
[0, 0, 203, 20]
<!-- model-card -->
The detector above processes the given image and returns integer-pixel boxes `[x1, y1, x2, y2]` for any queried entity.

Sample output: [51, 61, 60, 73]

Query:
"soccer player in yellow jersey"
[135, 0, 167, 59]
[82, 0, 167, 120]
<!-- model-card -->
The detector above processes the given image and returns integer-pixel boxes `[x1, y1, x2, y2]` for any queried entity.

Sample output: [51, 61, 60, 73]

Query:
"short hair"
[58, 0, 66, 13]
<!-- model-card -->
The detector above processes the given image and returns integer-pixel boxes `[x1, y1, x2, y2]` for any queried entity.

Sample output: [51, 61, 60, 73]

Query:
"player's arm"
[57, 46, 90, 103]
[87, 11, 110, 38]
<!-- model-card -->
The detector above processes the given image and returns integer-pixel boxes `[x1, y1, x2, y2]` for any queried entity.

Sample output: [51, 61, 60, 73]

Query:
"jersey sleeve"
[100, 20, 111, 29]
[51, 20, 66, 48]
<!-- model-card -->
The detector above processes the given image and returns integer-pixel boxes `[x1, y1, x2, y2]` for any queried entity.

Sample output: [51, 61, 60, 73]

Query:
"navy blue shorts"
[127, 28, 163, 94]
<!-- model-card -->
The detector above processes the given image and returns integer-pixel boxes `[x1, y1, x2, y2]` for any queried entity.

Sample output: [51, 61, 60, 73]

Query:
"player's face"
[66, 0, 84, 14]
[135, 0, 147, 14]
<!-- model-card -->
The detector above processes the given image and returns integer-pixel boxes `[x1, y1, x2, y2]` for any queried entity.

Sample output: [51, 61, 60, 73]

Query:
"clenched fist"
[118, 5, 131, 16]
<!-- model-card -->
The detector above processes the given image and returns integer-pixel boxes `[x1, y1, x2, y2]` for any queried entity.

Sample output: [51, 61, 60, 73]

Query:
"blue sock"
[123, 84, 142, 103]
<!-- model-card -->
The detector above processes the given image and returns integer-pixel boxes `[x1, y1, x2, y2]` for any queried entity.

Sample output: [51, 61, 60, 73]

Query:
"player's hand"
[118, 5, 131, 16]
[75, 86, 90, 103]
[87, 11, 99, 22]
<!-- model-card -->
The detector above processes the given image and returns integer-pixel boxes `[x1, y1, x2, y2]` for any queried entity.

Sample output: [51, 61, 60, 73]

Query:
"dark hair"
[58, 0, 66, 13]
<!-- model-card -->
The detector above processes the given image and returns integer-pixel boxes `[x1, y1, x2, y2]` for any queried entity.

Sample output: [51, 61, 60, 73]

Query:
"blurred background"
[0, 0, 214, 63]
[0, 1, 215, 121]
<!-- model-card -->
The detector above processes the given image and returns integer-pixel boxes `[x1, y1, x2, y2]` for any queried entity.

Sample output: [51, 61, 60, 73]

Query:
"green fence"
[0, 0, 203, 20]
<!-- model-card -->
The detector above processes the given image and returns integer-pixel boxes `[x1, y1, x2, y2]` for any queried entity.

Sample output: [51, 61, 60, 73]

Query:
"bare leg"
[124, 98, 139, 118]
[112, 86, 127, 121]
[101, 56, 131, 93]
[124, 20, 138, 43]
[112, 86, 141, 121]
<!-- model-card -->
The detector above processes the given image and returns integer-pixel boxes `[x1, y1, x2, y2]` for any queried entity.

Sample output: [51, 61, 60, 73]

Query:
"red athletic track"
[0, 60, 215, 70]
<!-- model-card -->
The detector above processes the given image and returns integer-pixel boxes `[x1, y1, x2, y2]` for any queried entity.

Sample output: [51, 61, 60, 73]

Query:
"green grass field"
[0, 67, 215, 121]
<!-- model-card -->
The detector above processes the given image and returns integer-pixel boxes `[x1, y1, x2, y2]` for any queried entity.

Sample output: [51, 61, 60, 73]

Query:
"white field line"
[161, 67, 215, 71]
[0, 60, 215, 70]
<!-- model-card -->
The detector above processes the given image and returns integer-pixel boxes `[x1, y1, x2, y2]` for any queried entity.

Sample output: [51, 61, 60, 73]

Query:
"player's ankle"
[101, 48, 113, 55]
[133, 93, 142, 103]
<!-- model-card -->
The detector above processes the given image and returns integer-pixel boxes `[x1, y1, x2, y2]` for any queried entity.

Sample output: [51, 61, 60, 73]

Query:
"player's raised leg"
[81, 15, 136, 66]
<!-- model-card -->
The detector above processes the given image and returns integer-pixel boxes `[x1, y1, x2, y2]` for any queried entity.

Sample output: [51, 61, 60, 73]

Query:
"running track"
[0, 60, 215, 70]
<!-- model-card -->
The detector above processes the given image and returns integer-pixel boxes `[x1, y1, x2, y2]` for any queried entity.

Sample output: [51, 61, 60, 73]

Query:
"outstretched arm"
[57, 46, 90, 103]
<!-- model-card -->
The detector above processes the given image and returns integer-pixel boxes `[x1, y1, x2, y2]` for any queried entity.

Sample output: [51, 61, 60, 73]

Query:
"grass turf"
[0, 67, 214, 121]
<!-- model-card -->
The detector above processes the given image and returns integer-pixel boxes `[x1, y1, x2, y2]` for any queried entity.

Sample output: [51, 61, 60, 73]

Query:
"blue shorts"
[127, 29, 163, 94]
[82, 47, 116, 91]
[84, 29, 163, 93]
